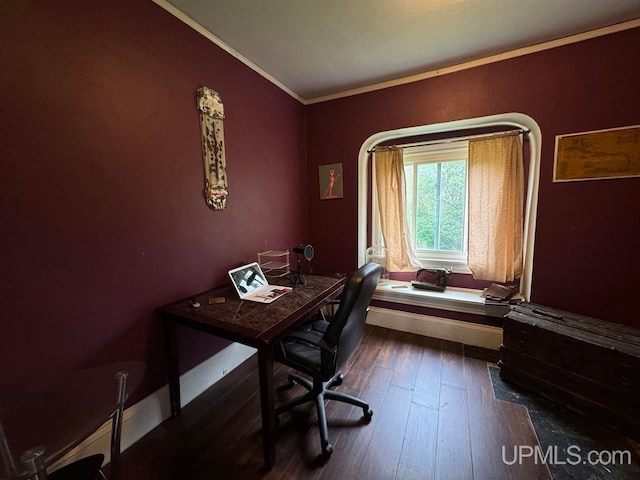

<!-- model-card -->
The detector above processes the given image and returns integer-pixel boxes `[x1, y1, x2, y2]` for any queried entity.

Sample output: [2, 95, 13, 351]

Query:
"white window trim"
[358, 113, 541, 302]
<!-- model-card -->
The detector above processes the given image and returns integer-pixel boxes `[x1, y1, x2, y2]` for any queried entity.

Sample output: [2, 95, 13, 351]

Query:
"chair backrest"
[323, 263, 381, 372]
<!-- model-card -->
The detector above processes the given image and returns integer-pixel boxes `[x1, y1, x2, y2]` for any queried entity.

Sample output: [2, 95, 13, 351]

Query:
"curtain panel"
[468, 133, 524, 282]
[374, 147, 422, 272]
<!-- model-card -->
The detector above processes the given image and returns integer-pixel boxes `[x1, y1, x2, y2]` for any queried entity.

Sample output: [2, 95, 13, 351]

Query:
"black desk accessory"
[292, 244, 314, 285]
[411, 280, 446, 292]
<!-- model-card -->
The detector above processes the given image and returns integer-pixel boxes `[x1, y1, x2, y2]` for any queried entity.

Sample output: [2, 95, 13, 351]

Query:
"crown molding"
[152, 0, 305, 104]
[152, 2, 639, 106]
[306, 18, 640, 104]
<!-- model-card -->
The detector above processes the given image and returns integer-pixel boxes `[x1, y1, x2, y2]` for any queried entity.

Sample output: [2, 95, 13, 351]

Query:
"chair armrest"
[282, 330, 337, 354]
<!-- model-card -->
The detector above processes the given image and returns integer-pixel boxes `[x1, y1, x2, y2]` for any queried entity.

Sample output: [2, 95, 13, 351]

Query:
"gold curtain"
[374, 147, 422, 272]
[468, 133, 524, 282]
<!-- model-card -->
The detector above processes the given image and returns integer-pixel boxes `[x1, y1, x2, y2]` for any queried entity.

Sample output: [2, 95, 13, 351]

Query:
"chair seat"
[49, 454, 104, 480]
[279, 323, 326, 376]
[305, 318, 329, 334]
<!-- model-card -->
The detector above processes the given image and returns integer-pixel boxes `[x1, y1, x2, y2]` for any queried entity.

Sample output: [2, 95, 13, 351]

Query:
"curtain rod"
[367, 128, 529, 154]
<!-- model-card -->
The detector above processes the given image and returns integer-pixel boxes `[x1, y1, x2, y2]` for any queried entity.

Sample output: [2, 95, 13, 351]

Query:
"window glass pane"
[415, 163, 437, 250]
[439, 160, 466, 251]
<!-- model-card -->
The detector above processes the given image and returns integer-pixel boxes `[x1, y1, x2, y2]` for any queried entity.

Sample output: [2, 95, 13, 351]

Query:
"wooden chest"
[499, 302, 640, 439]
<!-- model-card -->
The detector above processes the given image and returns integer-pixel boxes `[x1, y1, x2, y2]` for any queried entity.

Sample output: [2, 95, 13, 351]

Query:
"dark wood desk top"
[157, 274, 345, 347]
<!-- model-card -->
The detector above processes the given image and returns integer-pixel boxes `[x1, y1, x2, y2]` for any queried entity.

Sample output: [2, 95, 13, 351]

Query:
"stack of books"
[481, 284, 522, 306]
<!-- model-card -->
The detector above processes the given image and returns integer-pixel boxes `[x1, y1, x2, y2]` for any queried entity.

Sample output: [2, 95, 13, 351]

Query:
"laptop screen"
[229, 262, 268, 296]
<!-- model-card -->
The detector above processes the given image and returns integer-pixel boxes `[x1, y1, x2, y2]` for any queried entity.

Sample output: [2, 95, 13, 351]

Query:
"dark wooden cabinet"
[499, 302, 640, 439]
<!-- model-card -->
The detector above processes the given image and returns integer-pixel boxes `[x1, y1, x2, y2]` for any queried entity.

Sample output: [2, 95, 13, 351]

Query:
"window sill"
[372, 280, 510, 318]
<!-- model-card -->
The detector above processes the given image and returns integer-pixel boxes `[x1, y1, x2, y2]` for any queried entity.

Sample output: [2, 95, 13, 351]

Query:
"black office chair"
[274, 263, 381, 457]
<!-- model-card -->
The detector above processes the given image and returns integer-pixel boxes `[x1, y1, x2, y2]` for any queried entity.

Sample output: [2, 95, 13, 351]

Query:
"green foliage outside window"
[406, 160, 466, 252]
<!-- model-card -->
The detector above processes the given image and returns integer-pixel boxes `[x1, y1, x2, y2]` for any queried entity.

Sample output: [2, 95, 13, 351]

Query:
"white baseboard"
[50, 342, 256, 472]
[366, 306, 503, 350]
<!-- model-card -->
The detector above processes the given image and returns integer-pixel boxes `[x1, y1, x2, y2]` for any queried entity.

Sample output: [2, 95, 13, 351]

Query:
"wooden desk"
[157, 274, 345, 469]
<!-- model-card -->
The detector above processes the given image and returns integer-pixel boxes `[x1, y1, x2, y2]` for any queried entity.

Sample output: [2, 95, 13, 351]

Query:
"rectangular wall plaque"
[553, 125, 640, 182]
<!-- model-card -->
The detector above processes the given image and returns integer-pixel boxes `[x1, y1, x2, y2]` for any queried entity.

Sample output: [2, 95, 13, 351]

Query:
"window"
[402, 141, 469, 271]
[371, 141, 471, 272]
[358, 113, 541, 300]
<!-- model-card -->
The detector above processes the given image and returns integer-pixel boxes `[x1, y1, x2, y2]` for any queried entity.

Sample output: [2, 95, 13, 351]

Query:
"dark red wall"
[0, 1, 307, 398]
[306, 28, 640, 328]
[1, 1, 639, 402]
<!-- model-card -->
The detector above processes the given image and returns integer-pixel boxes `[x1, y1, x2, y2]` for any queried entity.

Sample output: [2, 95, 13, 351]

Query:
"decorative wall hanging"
[319, 163, 343, 199]
[553, 125, 640, 182]
[197, 86, 228, 210]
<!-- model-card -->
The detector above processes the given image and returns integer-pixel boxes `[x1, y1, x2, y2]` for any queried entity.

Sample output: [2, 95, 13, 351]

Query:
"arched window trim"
[357, 113, 541, 301]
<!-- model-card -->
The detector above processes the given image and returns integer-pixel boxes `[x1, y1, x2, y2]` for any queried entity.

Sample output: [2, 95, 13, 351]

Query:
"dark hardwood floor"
[117, 326, 558, 479]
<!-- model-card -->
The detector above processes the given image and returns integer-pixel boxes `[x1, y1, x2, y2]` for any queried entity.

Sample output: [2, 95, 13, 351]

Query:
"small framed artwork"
[553, 125, 640, 182]
[319, 163, 343, 199]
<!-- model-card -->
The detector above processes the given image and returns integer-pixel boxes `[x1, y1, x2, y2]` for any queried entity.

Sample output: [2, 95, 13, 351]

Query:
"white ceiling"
[158, 0, 640, 102]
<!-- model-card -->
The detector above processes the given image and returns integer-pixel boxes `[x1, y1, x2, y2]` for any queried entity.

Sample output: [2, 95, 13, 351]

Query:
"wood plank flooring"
[117, 325, 553, 480]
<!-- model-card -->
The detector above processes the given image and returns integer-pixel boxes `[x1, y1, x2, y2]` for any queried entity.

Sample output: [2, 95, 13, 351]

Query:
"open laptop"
[228, 262, 292, 304]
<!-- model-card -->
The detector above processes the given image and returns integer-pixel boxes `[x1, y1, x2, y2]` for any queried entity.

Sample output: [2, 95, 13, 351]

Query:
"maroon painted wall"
[306, 28, 640, 328]
[0, 1, 307, 398]
[1, 1, 638, 404]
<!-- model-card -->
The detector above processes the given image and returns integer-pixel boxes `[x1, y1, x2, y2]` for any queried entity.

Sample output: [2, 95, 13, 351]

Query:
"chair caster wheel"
[322, 443, 333, 457]
[332, 374, 344, 386]
[287, 375, 298, 387]
[363, 408, 373, 420]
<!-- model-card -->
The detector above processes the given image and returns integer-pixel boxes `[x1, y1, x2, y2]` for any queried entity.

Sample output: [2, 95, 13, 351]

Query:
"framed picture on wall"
[319, 163, 343, 199]
[553, 125, 640, 182]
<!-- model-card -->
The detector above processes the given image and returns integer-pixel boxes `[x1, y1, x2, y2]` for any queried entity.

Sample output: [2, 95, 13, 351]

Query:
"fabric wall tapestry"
[197, 86, 228, 210]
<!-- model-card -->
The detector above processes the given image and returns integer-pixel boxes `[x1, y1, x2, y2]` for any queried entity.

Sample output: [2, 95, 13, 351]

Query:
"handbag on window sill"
[412, 268, 452, 292]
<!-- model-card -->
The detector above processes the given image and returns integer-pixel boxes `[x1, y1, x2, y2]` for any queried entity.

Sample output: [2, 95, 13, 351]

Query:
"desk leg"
[163, 317, 181, 416]
[257, 346, 275, 470]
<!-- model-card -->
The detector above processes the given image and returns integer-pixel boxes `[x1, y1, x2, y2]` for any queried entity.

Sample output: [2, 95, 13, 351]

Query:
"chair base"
[275, 372, 373, 457]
